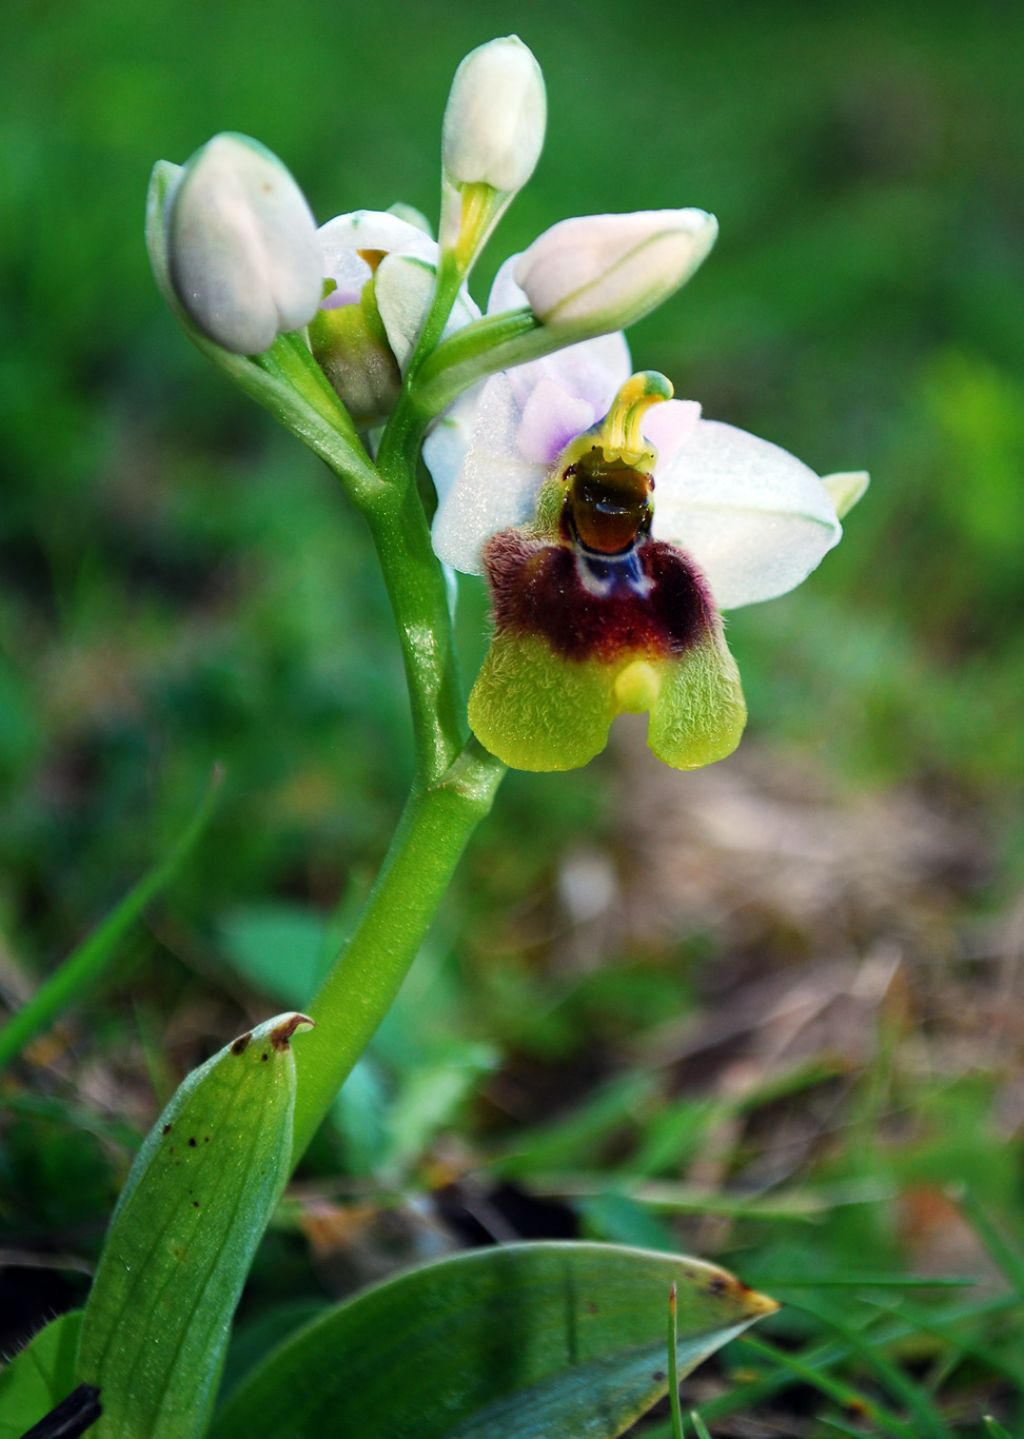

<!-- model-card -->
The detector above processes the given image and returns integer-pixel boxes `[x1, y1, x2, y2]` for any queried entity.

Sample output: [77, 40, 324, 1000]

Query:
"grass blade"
[956, 1186, 1024, 1299]
[0, 770, 221, 1074]
[667, 1283, 685, 1439]
[983, 1419, 1013, 1437]
[790, 1298, 948, 1439]
[739, 1333, 915, 1439]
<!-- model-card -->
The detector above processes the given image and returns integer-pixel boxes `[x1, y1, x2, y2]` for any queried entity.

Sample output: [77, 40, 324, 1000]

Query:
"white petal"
[168, 133, 322, 354]
[652, 419, 842, 609]
[374, 255, 434, 369]
[423, 384, 483, 507]
[488, 253, 529, 313]
[430, 374, 545, 574]
[319, 210, 437, 309]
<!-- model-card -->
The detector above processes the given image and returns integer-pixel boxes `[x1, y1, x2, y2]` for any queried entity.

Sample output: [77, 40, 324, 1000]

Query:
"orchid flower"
[427, 259, 866, 773]
[155, 39, 865, 781]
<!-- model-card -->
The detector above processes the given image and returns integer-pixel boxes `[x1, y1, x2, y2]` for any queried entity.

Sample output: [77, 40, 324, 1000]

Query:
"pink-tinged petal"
[430, 374, 546, 574]
[516, 378, 596, 465]
[489, 255, 632, 412]
[652, 419, 842, 610]
[505, 331, 632, 415]
[643, 399, 702, 469]
[515, 209, 718, 329]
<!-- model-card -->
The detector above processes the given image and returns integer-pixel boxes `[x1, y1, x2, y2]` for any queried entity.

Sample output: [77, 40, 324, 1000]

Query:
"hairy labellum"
[483, 530, 715, 663]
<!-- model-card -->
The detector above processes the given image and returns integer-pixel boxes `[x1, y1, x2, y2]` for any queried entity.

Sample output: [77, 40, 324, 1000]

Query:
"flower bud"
[443, 36, 546, 194]
[514, 209, 718, 332]
[167, 133, 323, 355]
[309, 282, 401, 430]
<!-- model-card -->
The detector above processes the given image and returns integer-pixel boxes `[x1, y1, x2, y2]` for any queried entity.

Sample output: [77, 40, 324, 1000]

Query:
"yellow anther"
[599, 371, 674, 463]
[356, 248, 388, 274]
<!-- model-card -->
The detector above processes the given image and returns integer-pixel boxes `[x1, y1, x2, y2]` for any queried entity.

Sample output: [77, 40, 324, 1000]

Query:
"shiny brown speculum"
[564, 448, 654, 555]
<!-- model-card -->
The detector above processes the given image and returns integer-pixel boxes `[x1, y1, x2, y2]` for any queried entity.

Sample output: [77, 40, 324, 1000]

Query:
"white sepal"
[823, 470, 870, 520]
[430, 374, 544, 574]
[652, 419, 842, 610]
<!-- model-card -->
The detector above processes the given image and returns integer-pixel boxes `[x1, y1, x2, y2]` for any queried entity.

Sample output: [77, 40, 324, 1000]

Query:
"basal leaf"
[76, 1012, 311, 1438]
[212, 1241, 776, 1439]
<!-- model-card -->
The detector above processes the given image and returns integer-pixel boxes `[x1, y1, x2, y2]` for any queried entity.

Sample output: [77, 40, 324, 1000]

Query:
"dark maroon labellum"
[483, 530, 716, 664]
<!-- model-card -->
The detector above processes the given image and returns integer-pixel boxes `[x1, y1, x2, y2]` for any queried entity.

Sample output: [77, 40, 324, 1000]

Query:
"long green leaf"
[0, 1311, 85, 1439]
[212, 1242, 777, 1439]
[76, 1012, 311, 1438]
[0, 772, 220, 1074]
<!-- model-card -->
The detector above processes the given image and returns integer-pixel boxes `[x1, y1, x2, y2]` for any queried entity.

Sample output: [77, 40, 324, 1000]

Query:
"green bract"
[76, 1013, 312, 1439]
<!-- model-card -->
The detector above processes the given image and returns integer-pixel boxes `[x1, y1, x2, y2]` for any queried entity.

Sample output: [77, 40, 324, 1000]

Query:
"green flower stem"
[363, 478, 466, 782]
[406, 250, 468, 381]
[291, 739, 504, 1162]
[414, 304, 540, 414]
[412, 305, 642, 422]
[288, 235, 514, 1162]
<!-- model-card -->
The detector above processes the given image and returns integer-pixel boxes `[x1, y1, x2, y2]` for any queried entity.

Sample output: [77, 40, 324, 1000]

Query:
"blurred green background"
[2, 0, 1024, 1429]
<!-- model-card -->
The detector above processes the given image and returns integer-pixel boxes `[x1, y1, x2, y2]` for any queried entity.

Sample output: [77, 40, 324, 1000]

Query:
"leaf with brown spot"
[75, 1013, 312, 1439]
[212, 1243, 776, 1439]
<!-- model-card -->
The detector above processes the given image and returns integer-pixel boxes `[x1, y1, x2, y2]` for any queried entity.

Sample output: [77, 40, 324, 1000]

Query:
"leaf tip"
[704, 1266, 779, 1320]
[270, 1012, 315, 1050]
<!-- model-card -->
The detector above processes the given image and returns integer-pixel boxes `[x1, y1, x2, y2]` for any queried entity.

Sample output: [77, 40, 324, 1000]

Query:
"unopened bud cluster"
[155, 36, 720, 411]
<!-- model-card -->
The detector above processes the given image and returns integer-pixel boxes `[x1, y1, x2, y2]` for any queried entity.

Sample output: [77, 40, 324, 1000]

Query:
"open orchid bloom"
[427, 260, 865, 773]
[153, 38, 866, 780]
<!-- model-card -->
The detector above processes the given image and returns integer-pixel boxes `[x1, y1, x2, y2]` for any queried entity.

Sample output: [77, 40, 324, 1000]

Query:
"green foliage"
[2, 1, 1024, 1433]
[76, 1013, 311, 1438]
[213, 1243, 774, 1439]
[0, 1312, 83, 1439]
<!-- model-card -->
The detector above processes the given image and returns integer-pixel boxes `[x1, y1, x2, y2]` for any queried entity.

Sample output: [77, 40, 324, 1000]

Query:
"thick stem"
[364, 481, 466, 784]
[291, 741, 504, 1161]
